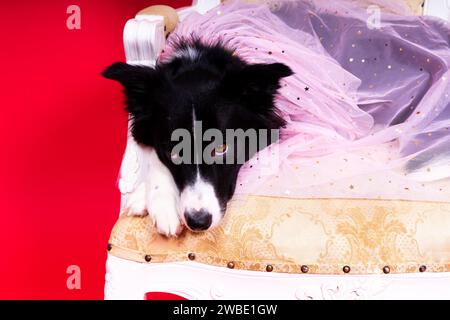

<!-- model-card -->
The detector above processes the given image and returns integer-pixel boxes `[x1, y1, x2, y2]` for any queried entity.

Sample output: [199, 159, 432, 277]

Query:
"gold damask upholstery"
[108, 195, 450, 274]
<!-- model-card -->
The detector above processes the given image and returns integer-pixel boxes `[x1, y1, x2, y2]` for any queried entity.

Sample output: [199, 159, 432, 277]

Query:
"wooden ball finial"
[137, 5, 179, 36]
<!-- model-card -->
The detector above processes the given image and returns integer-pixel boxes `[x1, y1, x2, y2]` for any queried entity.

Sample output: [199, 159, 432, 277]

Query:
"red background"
[0, 0, 189, 299]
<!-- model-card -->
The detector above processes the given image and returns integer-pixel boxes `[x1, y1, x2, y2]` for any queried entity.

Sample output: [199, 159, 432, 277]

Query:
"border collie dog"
[103, 40, 292, 236]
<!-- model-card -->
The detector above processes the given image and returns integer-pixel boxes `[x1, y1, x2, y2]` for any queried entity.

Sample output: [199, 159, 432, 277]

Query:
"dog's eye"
[213, 144, 228, 157]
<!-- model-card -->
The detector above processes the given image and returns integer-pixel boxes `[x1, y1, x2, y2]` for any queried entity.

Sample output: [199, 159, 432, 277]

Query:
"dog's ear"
[222, 62, 292, 129]
[222, 62, 292, 100]
[102, 62, 164, 120]
[239, 63, 293, 94]
[103, 62, 167, 146]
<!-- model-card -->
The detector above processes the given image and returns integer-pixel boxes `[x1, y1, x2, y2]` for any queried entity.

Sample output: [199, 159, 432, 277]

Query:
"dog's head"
[103, 40, 292, 231]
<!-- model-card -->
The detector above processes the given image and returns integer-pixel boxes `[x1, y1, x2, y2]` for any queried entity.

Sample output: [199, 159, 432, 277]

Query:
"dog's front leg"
[121, 137, 149, 217]
[145, 148, 183, 237]
[122, 142, 183, 236]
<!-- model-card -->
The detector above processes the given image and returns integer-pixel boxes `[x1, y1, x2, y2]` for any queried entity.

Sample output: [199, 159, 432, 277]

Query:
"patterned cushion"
[108, 195, 450, 275]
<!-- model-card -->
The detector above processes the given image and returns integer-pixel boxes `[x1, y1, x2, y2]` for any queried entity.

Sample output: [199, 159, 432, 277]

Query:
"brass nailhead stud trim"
[107, 243, 112, 251]
[343, 265, 351, 273]
[188, 253, 196, 261]
[383, 266, 390, 274]
[266, 264, 273, 272]
[227, 261, 235, 269]
[301, 265, 309, 273]
[419, 265, 427, 272]
[144, 255, 152, 262]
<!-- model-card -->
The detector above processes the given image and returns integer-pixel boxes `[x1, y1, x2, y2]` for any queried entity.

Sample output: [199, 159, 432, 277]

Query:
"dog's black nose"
[184, 209, 212, 231]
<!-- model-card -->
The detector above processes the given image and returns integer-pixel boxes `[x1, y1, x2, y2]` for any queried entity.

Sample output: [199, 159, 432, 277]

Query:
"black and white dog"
[103, 40, 292, 236]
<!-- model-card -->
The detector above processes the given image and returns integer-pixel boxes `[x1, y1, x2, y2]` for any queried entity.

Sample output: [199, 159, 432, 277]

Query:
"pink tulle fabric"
[163, 0, 450, 201]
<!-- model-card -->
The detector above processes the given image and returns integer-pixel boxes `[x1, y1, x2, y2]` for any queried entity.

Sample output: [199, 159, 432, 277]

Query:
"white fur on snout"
[180, 176, 222, 229]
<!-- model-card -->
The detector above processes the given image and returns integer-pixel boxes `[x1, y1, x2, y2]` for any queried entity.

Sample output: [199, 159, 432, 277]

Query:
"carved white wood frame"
[105, 0, 450, 300]
[105, 255, 450, 300]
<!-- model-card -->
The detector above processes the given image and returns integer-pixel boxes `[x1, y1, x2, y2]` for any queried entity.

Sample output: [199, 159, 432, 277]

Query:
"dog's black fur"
[103, 39, 292, 231]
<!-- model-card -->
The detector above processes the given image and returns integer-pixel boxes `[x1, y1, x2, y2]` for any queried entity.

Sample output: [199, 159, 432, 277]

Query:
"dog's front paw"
[124, 183, 148, 217]
[148, 194, 183, 237]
